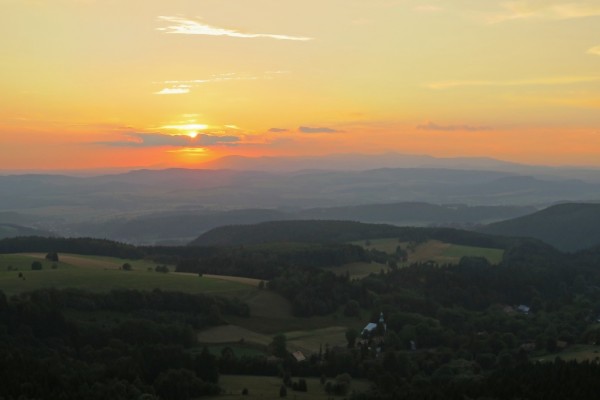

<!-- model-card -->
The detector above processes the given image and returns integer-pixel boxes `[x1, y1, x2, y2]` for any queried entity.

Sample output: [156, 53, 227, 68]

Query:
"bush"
[122, 263, 132, 271]
[297, 379, 308, 392]
[279, 385, 287, 397]
[155, 265, 169, 273]
[31, 261, 43, 270]
[45, 252, 59, 262]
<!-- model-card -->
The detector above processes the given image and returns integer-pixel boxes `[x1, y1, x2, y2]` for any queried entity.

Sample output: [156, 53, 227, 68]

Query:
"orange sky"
[1, 0, 600, 171]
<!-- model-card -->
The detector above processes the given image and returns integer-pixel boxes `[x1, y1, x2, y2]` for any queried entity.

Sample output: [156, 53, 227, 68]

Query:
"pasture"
[208, 375, 371, 400]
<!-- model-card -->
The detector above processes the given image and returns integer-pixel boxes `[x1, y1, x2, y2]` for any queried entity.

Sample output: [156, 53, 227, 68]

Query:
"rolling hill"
[480, 203, 600, 252]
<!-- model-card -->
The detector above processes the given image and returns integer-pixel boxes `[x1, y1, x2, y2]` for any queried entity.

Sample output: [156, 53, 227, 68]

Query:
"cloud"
[588, 46, 600, 56]
[269, 128, 289, 133]
[157, 16, 312, 41]
[427, 76, 600, 89]
[417, 122, 492, 132]
[99, 133, 240, 148]
[299, 126, 342, 134]
[485, 1, 600, 23]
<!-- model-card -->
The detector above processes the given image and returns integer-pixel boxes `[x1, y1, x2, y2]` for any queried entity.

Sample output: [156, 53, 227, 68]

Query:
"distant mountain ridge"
[2, 161, 600, 243]
[203, 153, 600, 182]
[480, 203, 600, 252]
[70, 202, 535, 244]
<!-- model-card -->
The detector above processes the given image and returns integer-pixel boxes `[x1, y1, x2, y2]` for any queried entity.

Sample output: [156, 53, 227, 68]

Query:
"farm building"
[361, 312, 387, 337]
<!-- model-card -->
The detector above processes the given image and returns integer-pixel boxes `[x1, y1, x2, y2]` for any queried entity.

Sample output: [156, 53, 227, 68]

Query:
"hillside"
[189, 220, 514, 249]
[480, 203, 600, 252]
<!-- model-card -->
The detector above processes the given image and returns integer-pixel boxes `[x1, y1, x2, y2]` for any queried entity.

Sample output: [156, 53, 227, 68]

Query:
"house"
[362, 322, 378, 337]
[292, 351, 306, 362]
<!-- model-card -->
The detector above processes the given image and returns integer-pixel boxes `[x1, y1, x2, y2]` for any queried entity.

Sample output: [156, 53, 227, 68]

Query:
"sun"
[187, 131, 198, 139]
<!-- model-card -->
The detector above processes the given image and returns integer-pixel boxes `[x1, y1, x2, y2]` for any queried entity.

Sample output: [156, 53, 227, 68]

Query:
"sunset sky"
[2, 0, 600, 171]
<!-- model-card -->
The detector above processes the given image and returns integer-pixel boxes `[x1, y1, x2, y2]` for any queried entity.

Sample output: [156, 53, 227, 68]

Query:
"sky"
[1, 0, 600, 171]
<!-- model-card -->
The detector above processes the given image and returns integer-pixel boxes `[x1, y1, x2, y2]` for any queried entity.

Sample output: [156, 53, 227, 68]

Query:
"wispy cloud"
[485, 1, 600, 23]
[588, 46, 600, 56]
[427, 76, 600, 89]
[269, 128, 289, 133]
[154, 73, 278, 95]
[155, 85, 191, 95]
[98, 132, 240, 148]
[299, 126, 342, 134]
[157, 16, 312, 41]
[417, 122, 492, 132]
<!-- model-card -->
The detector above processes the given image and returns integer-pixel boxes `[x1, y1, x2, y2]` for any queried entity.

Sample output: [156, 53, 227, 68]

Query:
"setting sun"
[1, 0, 600, 171]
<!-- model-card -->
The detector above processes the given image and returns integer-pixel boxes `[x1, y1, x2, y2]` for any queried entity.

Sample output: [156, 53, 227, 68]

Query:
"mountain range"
[1, 153, 600, 244]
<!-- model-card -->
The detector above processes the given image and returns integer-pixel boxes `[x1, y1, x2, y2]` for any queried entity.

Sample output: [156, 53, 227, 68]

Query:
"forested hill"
[480, 202, 600, 252]
[189, 220, 514, 249]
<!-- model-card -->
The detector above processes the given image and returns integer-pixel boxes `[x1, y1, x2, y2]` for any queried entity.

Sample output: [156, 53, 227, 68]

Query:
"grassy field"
[208, 375, 371, 400]
[0, 253, 255, 297]
[358, 238, 504, 265]
[196, 324, 351, 355]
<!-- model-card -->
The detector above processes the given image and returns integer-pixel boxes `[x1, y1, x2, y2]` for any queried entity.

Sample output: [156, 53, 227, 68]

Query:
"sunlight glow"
[161, 124, 209, 131]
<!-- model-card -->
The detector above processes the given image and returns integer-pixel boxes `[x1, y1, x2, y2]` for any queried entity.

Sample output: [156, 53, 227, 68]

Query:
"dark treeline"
[175, 242, 374, 280]
[0, 236, 145, 258]
[0, 288, 251, 400]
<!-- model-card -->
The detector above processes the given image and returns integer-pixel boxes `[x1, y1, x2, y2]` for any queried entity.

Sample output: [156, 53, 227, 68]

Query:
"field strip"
[197, 325, 272, 346]
[175, 272, 262, 287]
[22, 253, 122, 269]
